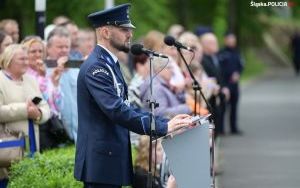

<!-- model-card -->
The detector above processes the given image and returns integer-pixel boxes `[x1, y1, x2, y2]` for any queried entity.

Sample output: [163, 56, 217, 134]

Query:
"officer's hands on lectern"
[167, 114, 192, 134]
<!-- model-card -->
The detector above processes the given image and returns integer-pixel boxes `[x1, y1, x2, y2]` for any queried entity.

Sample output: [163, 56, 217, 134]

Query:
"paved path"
[218, 69, 300, 188]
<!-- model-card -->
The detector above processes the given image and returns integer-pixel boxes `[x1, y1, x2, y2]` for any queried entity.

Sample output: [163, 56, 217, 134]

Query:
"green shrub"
[9, 146, 82, 188]
[8, 145, 138, 188]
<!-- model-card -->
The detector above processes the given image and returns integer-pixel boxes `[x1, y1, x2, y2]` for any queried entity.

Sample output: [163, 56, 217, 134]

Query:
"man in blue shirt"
[46, 26, 80, 141]
[74, 4, 192, 188]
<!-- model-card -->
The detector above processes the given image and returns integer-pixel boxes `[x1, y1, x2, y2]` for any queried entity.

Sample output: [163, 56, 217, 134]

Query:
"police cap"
[88, 3, 135, 29]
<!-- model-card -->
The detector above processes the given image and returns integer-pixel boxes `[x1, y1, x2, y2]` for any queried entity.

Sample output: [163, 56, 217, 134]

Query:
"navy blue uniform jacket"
[74, 45, 168, 186]
[218, 47, 244, 86]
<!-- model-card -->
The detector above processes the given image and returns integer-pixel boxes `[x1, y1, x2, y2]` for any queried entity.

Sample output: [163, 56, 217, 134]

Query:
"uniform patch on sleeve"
[91, 68, 109, 76]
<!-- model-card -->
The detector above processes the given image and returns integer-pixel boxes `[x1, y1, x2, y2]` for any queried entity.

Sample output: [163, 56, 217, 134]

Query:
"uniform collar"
[97, 44, 118, 64]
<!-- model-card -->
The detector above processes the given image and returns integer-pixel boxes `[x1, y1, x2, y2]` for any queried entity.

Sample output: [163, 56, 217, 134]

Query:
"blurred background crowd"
[1, 0, 300, 187]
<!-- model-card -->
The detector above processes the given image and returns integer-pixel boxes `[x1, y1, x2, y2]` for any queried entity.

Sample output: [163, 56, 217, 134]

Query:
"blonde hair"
[143, 30, 165, 51]
[21, 37, 45, 58]
[0, 44, 26, 69]
[178, 31, 199, 46]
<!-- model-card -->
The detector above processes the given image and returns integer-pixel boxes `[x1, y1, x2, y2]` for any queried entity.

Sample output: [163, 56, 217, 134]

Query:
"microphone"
[164, 35, 194, 52]
[130, 44, 168, 58]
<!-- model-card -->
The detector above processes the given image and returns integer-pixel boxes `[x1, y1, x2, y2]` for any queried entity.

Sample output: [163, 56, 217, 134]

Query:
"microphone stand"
[147, 54, 159, 188]
[177, 48, 216, 188]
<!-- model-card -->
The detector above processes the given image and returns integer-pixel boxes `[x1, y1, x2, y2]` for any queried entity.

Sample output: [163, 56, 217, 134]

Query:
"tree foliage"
[0, 0, 300, 46]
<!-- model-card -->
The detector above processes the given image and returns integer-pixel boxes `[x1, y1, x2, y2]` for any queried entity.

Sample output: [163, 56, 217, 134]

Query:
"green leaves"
[9, 145, 138, 187]
[9, 147, 83, 188]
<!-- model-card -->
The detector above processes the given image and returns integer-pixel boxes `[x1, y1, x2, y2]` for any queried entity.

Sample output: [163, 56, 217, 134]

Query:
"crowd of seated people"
[0, 16, 244, 187]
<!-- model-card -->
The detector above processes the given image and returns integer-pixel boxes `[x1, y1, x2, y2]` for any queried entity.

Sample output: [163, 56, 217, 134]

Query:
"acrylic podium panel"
[162, 122, 210, 188]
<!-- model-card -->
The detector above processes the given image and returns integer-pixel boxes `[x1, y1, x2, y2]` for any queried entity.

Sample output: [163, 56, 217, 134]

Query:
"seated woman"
[140, 58, 192, 118]
[178, 32, 220, 115]
[0, 44, 50, 185]
[143, 30, 186, 94]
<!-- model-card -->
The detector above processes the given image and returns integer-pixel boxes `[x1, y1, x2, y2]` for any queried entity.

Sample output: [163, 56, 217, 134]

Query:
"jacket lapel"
[96, 45, 128, 97]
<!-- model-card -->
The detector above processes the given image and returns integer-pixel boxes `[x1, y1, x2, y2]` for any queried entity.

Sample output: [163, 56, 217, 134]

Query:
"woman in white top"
[0, 44, 50, 181]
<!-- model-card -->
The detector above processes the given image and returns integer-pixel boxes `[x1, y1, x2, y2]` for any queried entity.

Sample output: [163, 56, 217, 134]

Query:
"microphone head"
[164, 35, 175, 46]
[130, 44, 144, 55]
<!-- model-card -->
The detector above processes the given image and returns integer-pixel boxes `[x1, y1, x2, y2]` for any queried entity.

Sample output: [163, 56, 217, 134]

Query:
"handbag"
[49, 115, 68, 140]
[0, 125, 25, 168]
[39, 115, 70, 151]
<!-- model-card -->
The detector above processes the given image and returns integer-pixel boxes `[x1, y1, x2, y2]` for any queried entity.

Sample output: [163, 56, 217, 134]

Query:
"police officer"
[291, 30, 300, 76]
[219, 32, 244, 134]
[74, 4, 192, 188]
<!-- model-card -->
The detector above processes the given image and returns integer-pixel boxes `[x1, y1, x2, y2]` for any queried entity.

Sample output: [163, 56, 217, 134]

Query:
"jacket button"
[109, 151, 112, 155]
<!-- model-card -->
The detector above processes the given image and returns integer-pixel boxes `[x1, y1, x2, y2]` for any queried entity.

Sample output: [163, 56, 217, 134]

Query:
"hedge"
[9, 146, 82, 188]
[8, 145, 138, 188]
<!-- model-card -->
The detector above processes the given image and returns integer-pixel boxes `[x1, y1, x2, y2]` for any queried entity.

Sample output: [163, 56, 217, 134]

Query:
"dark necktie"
[116, 61, 121, 71]
[115, 61, 124, 81]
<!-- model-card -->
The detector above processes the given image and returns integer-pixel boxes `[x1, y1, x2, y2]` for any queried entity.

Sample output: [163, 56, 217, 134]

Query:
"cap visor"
[119, 23, 136, 29]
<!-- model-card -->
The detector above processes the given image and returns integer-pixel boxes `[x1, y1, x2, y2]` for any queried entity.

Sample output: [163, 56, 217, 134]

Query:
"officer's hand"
[231, 72, 240, 83]
[221, 87, 230, 101]
[166, 175, 177, 188]
[212, 84, 220, 96]
[167, 114, 192, 134]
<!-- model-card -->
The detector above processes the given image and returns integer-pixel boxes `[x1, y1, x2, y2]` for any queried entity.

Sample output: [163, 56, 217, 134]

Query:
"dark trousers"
[209, 95, 225, 137]
[84, 182, 121, 188]
[228, 84, 240, 133]
[293, 60, 300, 75]
[219, 95, 226, 134]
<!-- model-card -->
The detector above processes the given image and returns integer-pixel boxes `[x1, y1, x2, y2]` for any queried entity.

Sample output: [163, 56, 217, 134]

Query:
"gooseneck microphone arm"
[131, 43, 168, 58]
[164, 35, 194, 52]
[169, 40, 216, 188]
[164, 36, 213, 117]
[178, 49, 203, 115]
[130, 44, 161, 188]
[164, 36, 216, 188]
